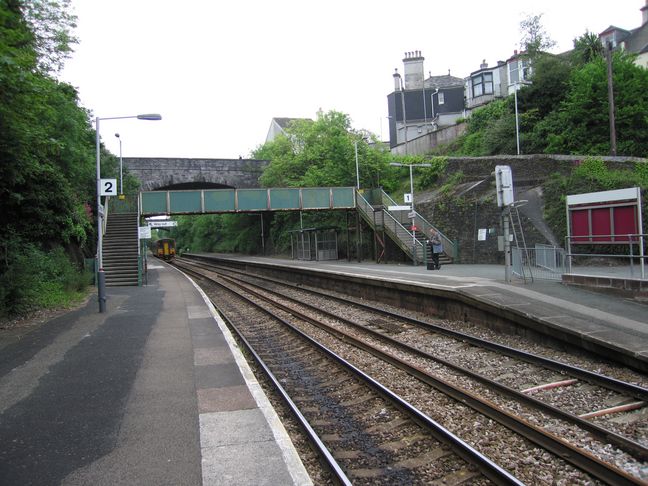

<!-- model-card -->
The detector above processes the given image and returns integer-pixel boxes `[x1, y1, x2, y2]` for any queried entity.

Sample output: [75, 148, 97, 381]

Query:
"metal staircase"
[356, 189, 454, 265]
[102, 210, 140, 287]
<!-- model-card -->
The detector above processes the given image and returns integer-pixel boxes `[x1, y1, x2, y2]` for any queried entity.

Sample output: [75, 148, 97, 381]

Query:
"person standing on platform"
[428, 229, 443, 270]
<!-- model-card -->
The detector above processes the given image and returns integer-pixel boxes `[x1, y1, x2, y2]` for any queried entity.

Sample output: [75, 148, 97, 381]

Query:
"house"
[599, 0, 648, 68]
[465, 59, 508, 110]
[386, 51, 464, 149]
[464, 50, 534, 112]
[265, 117, 311, 144]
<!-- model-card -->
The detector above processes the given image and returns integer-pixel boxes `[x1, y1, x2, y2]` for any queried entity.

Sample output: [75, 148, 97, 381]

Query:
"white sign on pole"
[404, 193, 412, 203]
[148, 221, 178, 228]
[138, 226, 151, 239]
[407, 211, 416, 219]
[495, 166, 514, 207]
[100, 178, 118, 196]
[388, 205, 411, 211]
[478, 228, 487, 241]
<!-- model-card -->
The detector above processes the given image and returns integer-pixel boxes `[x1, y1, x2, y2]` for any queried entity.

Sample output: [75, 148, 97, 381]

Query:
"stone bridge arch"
[123, 158, 270, 191]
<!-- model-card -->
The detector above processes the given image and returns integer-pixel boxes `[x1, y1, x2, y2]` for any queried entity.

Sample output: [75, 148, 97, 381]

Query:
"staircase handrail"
[380, 189, 456, 260]
[356, 190, 425, 263]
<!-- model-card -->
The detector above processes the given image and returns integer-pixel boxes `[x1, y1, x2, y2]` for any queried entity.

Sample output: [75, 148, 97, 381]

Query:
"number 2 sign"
[100, 178, 118, 196]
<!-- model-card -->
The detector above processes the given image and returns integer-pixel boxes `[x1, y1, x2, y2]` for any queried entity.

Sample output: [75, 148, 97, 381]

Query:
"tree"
[255, 110, 394, 191]
[0, 1, 96, 316]
[519, 13, 556, 57]
[21, 0, 77, 74]
[572, 31, 604, 66]
[544, 52, 648, 156]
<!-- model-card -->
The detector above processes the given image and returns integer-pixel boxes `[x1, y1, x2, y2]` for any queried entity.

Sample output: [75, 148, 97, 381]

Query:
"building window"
[471, 72, 493, 97]
[438, 92, 445, 105]
[510, 59, 530, 85]
[509, 62, 519, 84]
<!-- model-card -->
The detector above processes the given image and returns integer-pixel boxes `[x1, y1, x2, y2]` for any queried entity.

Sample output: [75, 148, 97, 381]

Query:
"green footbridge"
[137, 186, 454, 266]
[140, 187, 356, 215]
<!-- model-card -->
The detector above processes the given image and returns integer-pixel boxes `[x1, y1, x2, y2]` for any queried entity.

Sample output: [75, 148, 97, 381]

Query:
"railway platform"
[0, 261, 311, 486]
[196, 254, 648, 372]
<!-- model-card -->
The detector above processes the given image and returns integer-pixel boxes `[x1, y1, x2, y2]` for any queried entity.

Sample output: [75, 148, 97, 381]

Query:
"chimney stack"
[393, 68, 402, 91]
[642, 0, 648, 25]
[402, 50, 425, 89]
[480, 59, 488, 69]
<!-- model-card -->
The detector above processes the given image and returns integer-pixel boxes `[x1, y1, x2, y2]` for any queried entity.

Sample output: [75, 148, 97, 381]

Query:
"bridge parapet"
[124, 157, 269, 191]
[140, 187, 356, 216]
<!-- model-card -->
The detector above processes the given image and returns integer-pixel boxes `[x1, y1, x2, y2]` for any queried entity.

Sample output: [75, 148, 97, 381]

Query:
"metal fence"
[512, 244, 566, 281]
[290, 229, 339, 261]
[566, 234, 646, 280]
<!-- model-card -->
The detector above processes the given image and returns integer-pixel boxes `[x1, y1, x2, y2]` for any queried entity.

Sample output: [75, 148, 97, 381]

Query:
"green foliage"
[255, 110, 395, 191]
[417, 157, 448, 189]
[451, 99, 518, 156]
[519, 13, 555, 57]
[0, 241, 89, 317]
[571, 31, 604, 66]
[544, 52, 648, 156]
[0, 1, 97, 318]
[439, 171, 465, 195]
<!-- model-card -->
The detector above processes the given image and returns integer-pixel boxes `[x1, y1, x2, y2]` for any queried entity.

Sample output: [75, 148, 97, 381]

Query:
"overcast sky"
[60, 1, 642, 160]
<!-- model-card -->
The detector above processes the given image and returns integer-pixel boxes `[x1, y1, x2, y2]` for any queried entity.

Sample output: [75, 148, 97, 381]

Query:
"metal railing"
[380, 190, 456, 259]
[512, 245, 566, 281]
[356, 191, 426, 264]
[565, 234, 647, 280]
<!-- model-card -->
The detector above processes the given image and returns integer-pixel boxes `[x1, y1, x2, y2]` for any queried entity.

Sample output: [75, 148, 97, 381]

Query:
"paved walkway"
[0, 261, 311, 486]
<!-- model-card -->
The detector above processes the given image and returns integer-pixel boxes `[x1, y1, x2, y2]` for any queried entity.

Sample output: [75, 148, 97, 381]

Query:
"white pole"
[410, 164, 416, 262]
[119, 137, 123, 195]
[514, 85, 520, 155]
[354, 140, 360, 189]
[95, 116, 106, 312]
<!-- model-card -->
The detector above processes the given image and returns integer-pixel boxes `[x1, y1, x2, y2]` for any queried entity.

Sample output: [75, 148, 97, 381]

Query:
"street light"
[390, 161, 431, 264]
[114, 133, 123, 197]
[513, 83, 520, 155]
[353, 132, 369, 190]
[95, 113, 161, 312]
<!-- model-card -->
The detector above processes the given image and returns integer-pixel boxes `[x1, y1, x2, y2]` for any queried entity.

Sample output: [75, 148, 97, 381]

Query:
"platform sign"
[495, 166, 514, 207]
[388, 205, 411, 211]
[100, 178, 118, 196]
[138, 226, 151, 239]
[148, 220, 177, 228]
[404, 193, 412, 203]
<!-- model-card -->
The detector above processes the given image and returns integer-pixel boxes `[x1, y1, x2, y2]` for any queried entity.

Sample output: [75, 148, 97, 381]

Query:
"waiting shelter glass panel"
[205, 189, 236, 212]
[238, 189, 268, 211]
[170, 191, 201, 213]
[270, 188, 300, 210]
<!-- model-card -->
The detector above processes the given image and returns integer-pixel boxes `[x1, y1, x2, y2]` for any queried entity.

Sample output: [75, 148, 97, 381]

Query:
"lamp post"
[95, 113, 161, 312]
[114, 133, 123, 196]
[353, 132, 369, 190]
[514, 83, 520, 155]
[354, 140, 361, 190]
[389, 162, 431, 264]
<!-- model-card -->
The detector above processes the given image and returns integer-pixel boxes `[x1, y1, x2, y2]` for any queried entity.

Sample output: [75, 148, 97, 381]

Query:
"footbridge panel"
[140, 187, 356, 216]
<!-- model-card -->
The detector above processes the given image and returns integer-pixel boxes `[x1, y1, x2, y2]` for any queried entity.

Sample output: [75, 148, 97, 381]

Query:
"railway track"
[174, 258, 648, 484]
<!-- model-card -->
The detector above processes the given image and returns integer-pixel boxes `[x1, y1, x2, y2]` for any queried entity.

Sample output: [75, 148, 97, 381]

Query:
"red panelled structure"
[567, 188, 642, 245]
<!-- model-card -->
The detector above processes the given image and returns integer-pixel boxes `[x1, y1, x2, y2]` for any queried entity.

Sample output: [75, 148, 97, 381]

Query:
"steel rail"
[182, 257, 648, 402]
[209, 270, 646, 486]
[213, 269, 648, 462]
[177, 262, 525, 486]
